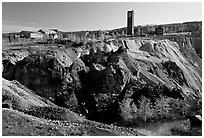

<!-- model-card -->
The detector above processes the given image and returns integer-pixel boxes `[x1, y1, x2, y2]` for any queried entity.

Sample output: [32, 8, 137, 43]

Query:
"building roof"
[38, 29, 58, 34]
[156, 26, 163, 29]
[31, 32, 43, 35]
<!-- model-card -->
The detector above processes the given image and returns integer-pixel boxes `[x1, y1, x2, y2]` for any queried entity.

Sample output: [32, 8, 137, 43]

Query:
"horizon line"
[2, 20, 202, 34]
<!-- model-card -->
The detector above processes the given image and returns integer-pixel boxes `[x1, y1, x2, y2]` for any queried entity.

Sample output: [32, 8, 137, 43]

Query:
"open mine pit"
[2, 3, 202, 136]
[2, 36, 202, 136]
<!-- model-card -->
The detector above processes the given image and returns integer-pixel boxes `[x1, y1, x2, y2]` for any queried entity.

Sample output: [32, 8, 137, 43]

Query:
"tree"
[121, 30, 125, 37]
[67, 33, 71, 40]
[91, 33, 96, 40]
[76, 35, 80, 43]
[132, 96, 154, 122]
[104, 34, 109, 40]
[81, 35, 88, 45]
[72, 34, 77, 42]
[154, 97, 171, 119]
[138, 96, 154, 122]
[68, 33, 76, 42]
[136, 27, 141, 35]
[119, 99, 134, 122]
[111, 32, 116, 39]
[99, 32, 105, 41]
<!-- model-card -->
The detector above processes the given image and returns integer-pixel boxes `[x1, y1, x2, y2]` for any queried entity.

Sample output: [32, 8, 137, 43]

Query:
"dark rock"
[2, 103, 11, 109]
[162, 60, 186, 85]
[2, 48, 86, 113]
[2, 60, 16, 80]
[2, 37, 202, 126]
[186, 115, 202, 127]
[77, 52, 140, 123]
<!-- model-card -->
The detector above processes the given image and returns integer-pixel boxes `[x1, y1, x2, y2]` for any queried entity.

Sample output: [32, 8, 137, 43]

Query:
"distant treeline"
[2, 21, 202, 42]
[61, 21, 201, 38]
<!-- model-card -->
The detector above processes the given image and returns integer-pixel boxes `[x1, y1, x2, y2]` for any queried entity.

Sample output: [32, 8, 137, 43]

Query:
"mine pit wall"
[79, 38, 201, 123]
[121, 37, 201, 95]
[189, 37, 202, 58]
[161, 35, 202, 58]
[2, 37, 202, 124]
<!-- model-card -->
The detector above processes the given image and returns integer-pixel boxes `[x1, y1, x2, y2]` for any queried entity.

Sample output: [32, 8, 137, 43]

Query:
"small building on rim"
[30, 32, 44, 39]
[19, 31, 32, 38]
[38, 29, 59, 39]
[155, 26, 164, 35]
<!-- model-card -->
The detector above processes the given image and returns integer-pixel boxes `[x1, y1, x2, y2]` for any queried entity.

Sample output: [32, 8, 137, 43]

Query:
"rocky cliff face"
[2, 37, 202, 124]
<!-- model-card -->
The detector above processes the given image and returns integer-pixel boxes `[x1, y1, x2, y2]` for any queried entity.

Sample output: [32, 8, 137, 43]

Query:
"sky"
[2, 2, 202, 33]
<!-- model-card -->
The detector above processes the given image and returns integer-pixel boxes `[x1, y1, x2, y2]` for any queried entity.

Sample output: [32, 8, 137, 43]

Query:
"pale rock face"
[2, 50, 29, 65]
[117, 38, 201, 98]
[195, 115, 202, 121]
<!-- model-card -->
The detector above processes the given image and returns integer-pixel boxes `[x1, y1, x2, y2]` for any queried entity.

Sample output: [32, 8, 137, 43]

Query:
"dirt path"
[135, 120, 188, 136]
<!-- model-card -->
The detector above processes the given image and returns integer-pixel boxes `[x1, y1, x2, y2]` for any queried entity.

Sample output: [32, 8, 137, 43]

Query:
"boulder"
[139, 41, 155, 53]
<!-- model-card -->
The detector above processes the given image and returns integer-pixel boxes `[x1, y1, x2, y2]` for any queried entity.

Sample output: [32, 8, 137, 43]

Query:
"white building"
[38, 29, 59, 39]
[30, 32, 44, 39]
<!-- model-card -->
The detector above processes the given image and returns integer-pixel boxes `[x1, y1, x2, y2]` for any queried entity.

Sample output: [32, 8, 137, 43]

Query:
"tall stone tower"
[127, 10, 134, 36]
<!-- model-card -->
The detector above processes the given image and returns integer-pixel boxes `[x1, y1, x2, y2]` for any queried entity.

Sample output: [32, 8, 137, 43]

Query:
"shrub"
[81, 36, 88, 45]
[134, 96, 154, 122]
[99, 33, 105, 41]
[168, 98, 190, 118]
[154, 97, 171, 119]
[76, 36, 81, 44]
[119, 96, 191, 125]
[119, 98, 134, 123]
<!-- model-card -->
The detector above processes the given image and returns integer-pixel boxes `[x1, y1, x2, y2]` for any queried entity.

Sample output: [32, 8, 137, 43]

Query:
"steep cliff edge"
[2, 36, 202, 129]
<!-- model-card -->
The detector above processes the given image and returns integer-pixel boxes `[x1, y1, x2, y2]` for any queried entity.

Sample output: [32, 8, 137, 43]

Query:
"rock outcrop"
[2, 78, 83, 122]
[3, 47, 87, 113]
[2, 78, 143, 136]
[2, 36, 202, 124]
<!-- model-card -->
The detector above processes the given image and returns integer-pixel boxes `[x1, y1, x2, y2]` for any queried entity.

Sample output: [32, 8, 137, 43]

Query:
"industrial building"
[155, 26, 164, 35]
[127, 10, 134, 36]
